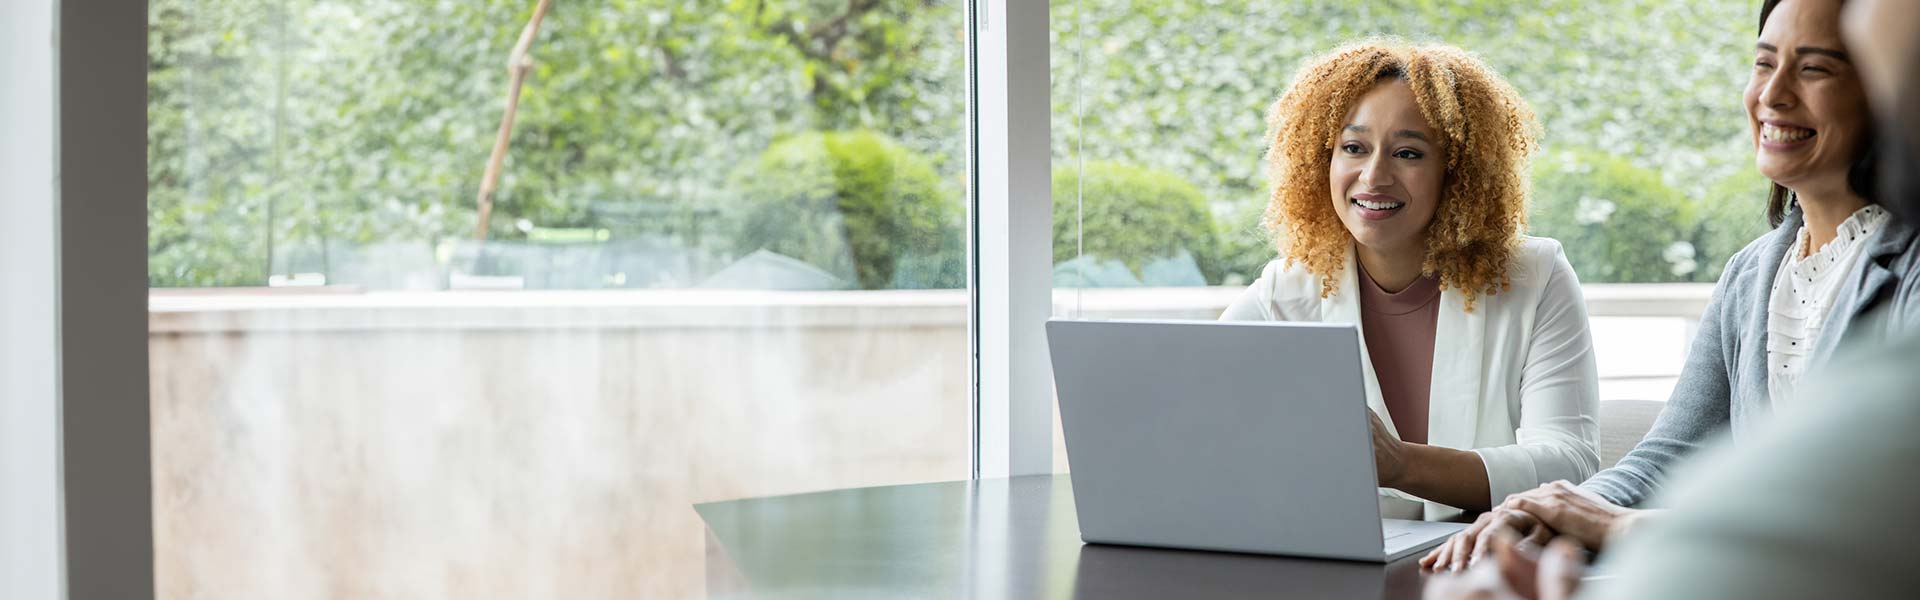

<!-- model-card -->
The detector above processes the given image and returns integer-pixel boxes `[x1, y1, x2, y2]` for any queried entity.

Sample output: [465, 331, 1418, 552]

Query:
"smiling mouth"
[1352, 197, 1406, 211]
[1761, 123, 1816, 143]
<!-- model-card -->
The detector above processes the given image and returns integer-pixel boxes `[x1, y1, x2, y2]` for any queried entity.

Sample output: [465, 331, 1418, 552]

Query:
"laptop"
[1045, 318, 1465, 563]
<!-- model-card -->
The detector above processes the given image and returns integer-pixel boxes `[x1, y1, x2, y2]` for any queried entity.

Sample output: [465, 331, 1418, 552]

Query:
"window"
[148, 1, 968, 596]
[1050, 0, 1768, 470]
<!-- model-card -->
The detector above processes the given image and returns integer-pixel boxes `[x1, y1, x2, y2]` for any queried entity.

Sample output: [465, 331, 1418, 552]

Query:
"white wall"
[0, 0, 65, 597]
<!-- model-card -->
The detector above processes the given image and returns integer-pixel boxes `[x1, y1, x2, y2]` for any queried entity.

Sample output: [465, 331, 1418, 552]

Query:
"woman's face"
[1327, 79, 1447, 259]
[1745, 0, 1872, 197]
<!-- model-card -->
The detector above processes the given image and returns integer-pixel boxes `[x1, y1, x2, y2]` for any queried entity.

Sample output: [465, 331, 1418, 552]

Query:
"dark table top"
[695, 474, 1431, 599]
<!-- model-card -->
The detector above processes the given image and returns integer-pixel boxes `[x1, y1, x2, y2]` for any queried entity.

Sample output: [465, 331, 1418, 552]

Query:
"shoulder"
[1239, 258, 1332, 317]
[1249, 258, 1326, 300]
[1724, 227, 1789, 279]
[1506, 236, 1576, 291]
[1688, 222, 1796, 323]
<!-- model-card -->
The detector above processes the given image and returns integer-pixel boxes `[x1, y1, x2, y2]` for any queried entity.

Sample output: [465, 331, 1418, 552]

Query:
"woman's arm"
[1471, 249, 1602, 504]
[1579, 253, 1744, 506]
[1371, 411, 1496, 510]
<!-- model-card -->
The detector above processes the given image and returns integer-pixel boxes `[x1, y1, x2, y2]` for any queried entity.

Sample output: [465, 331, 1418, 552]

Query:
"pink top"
[1356, 262, 1443, 445]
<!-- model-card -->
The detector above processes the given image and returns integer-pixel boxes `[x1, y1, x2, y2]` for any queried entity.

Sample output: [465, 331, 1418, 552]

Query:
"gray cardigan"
[1582, 205, 1920, 507]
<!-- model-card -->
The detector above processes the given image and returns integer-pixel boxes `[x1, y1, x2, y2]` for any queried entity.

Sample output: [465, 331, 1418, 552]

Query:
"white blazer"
[1221, 236, 1600, 520]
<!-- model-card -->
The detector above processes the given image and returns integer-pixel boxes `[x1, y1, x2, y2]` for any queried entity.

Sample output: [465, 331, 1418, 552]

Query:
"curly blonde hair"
[1261, 39, 1540, 310]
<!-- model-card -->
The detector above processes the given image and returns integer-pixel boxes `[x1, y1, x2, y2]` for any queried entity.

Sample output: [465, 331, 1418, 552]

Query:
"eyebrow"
[1755, 42, 1852, 62]
[1344, 124, 1432, 142]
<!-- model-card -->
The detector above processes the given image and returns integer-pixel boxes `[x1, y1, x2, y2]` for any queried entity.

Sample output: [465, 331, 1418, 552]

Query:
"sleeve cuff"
[1473, 445, 1542, 505]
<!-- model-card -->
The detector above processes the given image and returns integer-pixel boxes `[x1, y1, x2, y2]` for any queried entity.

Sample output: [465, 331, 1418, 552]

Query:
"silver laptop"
[1045, 318, 1465, 562]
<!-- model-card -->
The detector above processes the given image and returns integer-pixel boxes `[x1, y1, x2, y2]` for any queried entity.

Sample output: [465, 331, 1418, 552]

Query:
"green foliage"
[1052, 162, 1220, 283]
[1531, 150, 1696, 282]
[730, 131, 962, 289]
[1694, 168, 1776, 280]
[148, 0, 963, 287]
[1213, 201, 1278, 286]
[149, 0, 1775, 288]
[1529, 149, 1770, 283]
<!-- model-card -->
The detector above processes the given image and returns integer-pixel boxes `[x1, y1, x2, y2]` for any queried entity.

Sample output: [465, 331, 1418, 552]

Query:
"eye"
[1341, 142, 1365, 155]
[1754, 59, 1775, 70]
[1801, 64, 1831, 75]
[1394, 149, 1423, 160]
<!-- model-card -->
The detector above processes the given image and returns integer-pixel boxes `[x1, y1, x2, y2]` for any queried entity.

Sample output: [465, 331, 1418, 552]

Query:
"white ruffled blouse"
[1767, 205, 1890, 408]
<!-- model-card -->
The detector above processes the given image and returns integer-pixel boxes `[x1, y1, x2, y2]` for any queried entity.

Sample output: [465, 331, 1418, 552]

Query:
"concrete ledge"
[150, 284, 1716, 334]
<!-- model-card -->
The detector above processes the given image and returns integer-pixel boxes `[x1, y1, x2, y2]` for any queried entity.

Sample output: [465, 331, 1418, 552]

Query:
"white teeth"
[1762, 124, 1814, 143]
[1353, 198, 1405, 211]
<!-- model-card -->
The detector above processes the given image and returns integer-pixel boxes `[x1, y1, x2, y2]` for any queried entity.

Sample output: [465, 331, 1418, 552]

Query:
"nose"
[1358, 152, 1395, 190]
[1757, 66, 1799, 111]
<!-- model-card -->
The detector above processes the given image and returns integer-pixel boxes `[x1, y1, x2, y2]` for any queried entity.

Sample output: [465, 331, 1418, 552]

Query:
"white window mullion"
[970, 0, 1052, 479]
[1, 1, 65, 598]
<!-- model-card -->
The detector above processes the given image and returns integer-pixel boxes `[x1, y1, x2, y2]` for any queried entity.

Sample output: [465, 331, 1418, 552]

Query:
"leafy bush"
[728, 130, 963, 289]
[1530, 150, 1696, 282]
[1212, 200, 1278, 286]
[1693, 167, 1775, 281]
[1531, 149, 1773, 283]
[1052, 162, 1221, 285]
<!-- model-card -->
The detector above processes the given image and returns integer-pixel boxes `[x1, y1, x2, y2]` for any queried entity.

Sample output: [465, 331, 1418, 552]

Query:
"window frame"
[969, 0, 1055, 479]
[4, 0, 156, 598]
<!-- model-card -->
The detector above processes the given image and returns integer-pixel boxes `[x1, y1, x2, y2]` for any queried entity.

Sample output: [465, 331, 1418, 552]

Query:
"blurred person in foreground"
[1425, 0, 1920, 597]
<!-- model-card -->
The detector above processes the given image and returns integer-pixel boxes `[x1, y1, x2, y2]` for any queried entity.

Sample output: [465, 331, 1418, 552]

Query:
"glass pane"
[148, 0, 968, 596]
[1050, 0, 1767, 470]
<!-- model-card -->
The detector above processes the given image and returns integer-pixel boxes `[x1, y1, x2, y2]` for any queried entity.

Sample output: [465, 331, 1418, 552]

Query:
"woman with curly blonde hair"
[1221, 40, 1600, 520]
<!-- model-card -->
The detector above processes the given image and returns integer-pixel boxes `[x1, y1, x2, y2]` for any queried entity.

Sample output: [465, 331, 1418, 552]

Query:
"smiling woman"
[1221, 40, 1600, 520]
[1259, 41, 1538, 312]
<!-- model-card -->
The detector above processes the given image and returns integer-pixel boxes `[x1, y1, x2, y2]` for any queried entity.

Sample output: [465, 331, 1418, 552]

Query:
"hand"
[1420, 506, 1551, 573]
[1423, 529, 1587, 600]
[1367, 410, 1407, 488]
[1503, 480, 1640, 550]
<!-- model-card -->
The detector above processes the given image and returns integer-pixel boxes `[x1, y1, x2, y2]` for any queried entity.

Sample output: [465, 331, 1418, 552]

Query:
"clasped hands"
[1421, 480, 1647, 573]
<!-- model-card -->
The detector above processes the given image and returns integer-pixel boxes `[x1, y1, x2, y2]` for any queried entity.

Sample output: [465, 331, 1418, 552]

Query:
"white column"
[971, 0, 1053, 478]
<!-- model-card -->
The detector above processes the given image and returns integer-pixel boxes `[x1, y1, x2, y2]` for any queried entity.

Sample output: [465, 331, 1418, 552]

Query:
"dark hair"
[1758, 0, 1881, 227]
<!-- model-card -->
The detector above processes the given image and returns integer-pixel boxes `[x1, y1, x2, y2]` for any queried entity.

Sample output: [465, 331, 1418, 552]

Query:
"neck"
[1793, 184, 1869, 256]
[1354, 241, 1426, 293]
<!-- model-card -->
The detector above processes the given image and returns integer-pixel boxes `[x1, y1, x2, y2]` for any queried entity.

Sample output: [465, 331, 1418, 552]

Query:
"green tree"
[729, 130, 962, 289]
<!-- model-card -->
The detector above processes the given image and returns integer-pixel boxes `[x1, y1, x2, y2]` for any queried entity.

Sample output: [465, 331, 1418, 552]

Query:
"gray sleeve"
[1583, 337, 1920, 600]
[1578, 266, 1738, 507]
